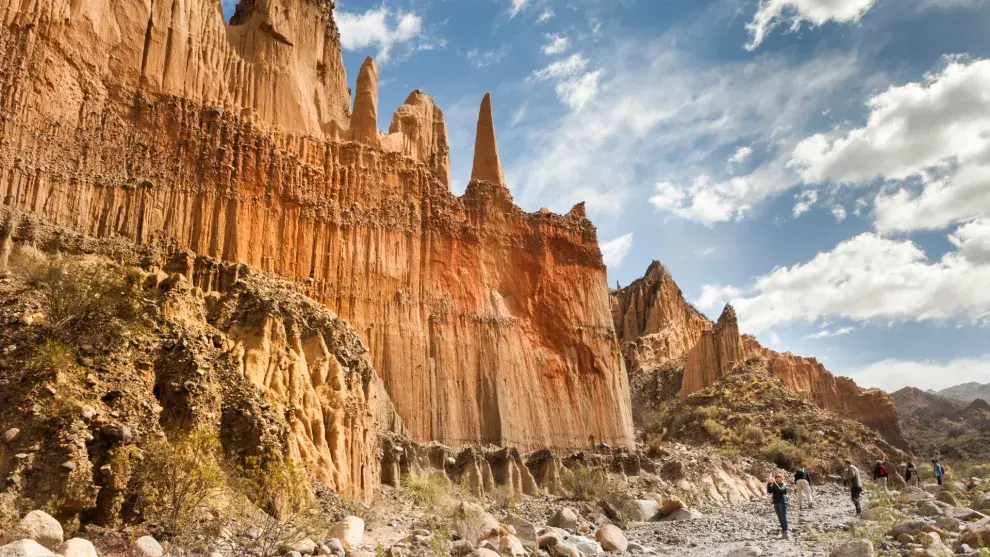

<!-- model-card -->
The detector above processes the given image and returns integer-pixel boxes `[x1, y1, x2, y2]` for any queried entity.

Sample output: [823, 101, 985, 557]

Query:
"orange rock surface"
[0, 0, 633, 453]
[613, 261, 903, 446]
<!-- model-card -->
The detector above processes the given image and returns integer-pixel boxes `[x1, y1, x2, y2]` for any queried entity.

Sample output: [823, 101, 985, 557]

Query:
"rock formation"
[350, 57, 381, 147]
[610, 261, 711, 374]
[612, 261, 903, 447]
[0, 0, 633, 453]
[681, 305, 744, 396]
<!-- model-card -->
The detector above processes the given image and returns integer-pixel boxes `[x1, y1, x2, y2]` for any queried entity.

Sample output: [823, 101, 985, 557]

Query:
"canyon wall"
[0, 0, 633, 457]
[610, 261, 712, 374]
[612, 261, 903, 447]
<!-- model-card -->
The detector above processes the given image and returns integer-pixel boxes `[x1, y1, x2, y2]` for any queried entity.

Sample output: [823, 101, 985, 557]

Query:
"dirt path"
[626, 484, 868, 556]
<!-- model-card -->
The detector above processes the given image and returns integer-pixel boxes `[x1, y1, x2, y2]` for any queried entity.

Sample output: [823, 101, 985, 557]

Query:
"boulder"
[918, 501, 942, 517]
[0, 540, 55, 557]
[595, 525, 628, 552]
[451, 540, 474, 556]
[467, 550, 499, 557]
[548, 508, 580, 531]
[504, 514, 537, 542]
[498, 534, 525, 556]
[324, 538, 345, 556]
[660, 496, 685, 517]
[828, 539, 874, 557]
[936, 491, 960, 506]
[289, 538, 317, 555]
[888, 520, 929, 537]
[625, 500, 660, 522]
[328, 516, 364, 549]
[59, 539, 98, 557]
[569, 536, 604, 555]
[662, 508, 703, 521]
[726, 545, 763, 557]
[962, 519, 990, 548]
[453, 502, 500, 544]
[934, 516, 961, 532]
[8, 511, 63, 551]
[135, 536, 163, 557]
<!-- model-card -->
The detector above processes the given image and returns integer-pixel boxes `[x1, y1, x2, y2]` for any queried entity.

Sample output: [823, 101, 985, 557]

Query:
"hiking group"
[765, 458, 948, 538]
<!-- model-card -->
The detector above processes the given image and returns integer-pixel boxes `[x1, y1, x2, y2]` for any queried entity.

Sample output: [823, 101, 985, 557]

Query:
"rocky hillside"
[932, 382, 990, 404]
[612, 261, 905, 449]
[891, 387, 990, 460]
[0, 0, 632, 452]
[644, 358, 908, 474]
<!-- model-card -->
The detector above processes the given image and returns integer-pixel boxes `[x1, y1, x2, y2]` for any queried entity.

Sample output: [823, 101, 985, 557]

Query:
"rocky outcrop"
[613, 261, 903, 447]
[350, 57, 381, 147]
[740, 336, 904, 447]
[0, 0, 633, 452]
[681, 305, 744, 396]
[470, 94, 506, 186]
[610, 261, 711, 374]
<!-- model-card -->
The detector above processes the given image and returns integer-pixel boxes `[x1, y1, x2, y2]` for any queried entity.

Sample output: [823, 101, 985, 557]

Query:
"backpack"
[879, 465, 887, 476]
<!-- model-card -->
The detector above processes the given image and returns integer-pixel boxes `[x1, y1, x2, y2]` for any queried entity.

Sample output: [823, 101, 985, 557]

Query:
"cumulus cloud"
[831, 205, 848, 222]
[805, 326, 855, 339]
[542, 34, 569, 55]
[791, 58, 990, 233]
[746, 0, 879, 50]
[728, 146, 753, 166]
[792, 190, 818, 217]
[696, 223, 990, 334]
[337, 7, 423, 59]
[536, 9, 554, 24]
[509, 0, 528, 18]
[849, 356, 990, 392]
[600, 233, 634, 267]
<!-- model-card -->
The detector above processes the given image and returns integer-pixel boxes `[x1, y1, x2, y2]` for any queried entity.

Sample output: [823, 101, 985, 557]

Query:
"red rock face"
[613, 261, 904, 447]
[0, 0, 633, 453]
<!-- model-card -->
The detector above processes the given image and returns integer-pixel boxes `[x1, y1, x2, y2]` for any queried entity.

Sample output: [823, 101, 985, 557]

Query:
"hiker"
[842, 459, 863, 515]
[767, 472, 789, 539]
[793, 464, 814, 508]
[905, 462, 918, 487]
[932, 458, 945, 486]
[872, 460, 889, 492]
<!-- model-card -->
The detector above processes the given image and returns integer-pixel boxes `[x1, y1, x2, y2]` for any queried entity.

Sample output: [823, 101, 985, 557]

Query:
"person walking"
[873, 460, 889, 492]
[842, 459, 863, 515]
[932, 458, 945, 486]
[905, 462, 918, 487]
[767, 472, 790, 539]
[793, 464, 814, 509]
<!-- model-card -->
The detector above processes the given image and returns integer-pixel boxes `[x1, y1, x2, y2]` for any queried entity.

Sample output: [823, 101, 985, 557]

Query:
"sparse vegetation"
[402, 474, 456, 509]
[759, 440, 806, 469]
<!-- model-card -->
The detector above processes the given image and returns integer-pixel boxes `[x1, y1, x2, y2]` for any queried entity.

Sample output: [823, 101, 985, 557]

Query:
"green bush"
[402, 474, 455, 509]
[740, 424, 765, 445]
[760, 440, 805, 469]
[703, 419, 726, 440]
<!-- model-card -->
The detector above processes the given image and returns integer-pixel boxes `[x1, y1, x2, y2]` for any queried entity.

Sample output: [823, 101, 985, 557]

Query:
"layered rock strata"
[612, 261, 903, 447]
[0, 0, 633, 452]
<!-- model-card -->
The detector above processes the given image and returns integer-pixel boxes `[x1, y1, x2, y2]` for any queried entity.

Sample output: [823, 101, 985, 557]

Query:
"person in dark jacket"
[793, 464, 814, 508]
[767, 472, 789, 539]
[905, 462, 918, 487]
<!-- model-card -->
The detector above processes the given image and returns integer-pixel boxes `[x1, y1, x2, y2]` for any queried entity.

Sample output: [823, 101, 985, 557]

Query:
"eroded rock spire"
[350, 56, 380, 146]
[470, 93, 505, 185]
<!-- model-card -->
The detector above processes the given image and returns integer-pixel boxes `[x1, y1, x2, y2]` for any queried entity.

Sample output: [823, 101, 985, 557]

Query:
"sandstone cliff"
[612, 261, 903, 447]
[610, 261, 711, 374]
[0, 0, 633, 453]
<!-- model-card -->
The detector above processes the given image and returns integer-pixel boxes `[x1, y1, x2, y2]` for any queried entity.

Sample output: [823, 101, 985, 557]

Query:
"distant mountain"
[935, 382, 990, 404]
[891, 386, 990, 460]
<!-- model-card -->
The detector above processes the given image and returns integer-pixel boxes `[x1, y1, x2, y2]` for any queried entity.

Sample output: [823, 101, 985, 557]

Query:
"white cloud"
[600, 233, 634, 268]
[530, 53, 589, 81]
[466, 45, 511, 68]
[509, 0, 528, 18]
[805, 326, 854, 339]
[337, 7, 424, 60]
[728, 146, 753, 166]
[792, 190, 818, 217]
[831, 204, 847, 222]
[848, 356, 990, 392]
[509, 30, 862, 218]
[511, 104, 528, 127]
[791, 58, 990, 233]
[696, 224, 990, 334]
[746, 0, 879, 50]
[770, 332, 782, 346]
[695, 247, 715, 257]
[536, 9, 554, 24]
[542, 34, 569, 55]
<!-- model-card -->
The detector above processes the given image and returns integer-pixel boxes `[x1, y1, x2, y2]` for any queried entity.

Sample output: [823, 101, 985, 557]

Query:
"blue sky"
[220, 0, 990, 392]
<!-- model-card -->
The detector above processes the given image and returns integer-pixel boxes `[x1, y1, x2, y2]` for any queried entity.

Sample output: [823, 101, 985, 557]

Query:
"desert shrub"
[403, 474, 455, 509]
[740, 424, 765, 445]
[562, 465, 627, 512]
[760, 440, 805, 469]
[780, 425, 801, 442]
[702, 419, 726, 440]
[15, 252, 150, 348]
[132, 430, 227, 542]
[491, 484, 521, 511]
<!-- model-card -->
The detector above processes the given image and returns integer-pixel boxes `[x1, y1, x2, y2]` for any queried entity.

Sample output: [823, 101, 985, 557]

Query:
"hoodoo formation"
[612, 261, 905, 447]
[0, 0, 634, 461]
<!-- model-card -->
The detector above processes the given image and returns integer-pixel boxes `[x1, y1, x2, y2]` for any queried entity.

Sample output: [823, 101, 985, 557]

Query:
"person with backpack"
[932, 458, 945, 486]
[905, 462, 918, 487]
[873, 460, 889, 492]
[767, 472, 789, 539]
[793, 464, 814, 509]
[842, 459, 863, 515]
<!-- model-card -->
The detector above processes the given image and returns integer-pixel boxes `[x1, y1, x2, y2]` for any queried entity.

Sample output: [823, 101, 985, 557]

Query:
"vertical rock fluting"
[610, 261, 712, 373]
[0, 0, 634, 459]
[680, 305, 744, 395]
[470, 93, 506, 186]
